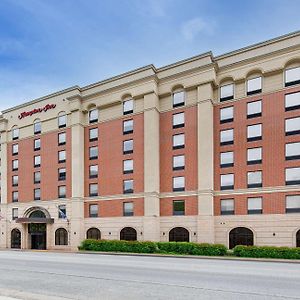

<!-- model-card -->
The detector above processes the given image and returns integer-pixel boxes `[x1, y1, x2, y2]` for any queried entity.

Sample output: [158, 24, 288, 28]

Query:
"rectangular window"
[173, 112, 185, 129]
[285, 92, 300, 111]
[173, 91, 185, 108]
[123, 202, 134, 216]
[12, 144, 18, 155]
[286, 142, 300, 160]
[58, 186, 66, 198]
[12, 175, 18, 187]
[220, 106, 234, 123]
[12, 191, 18, 202]
[58, 150, 66, 163]
[247, 100, 262, 118]
[220, 129, 234, 146]
[89, 165, 98, 179]
[58, 132, 66, 146]
[12, 208, 18, 220]
[58, 168, 66, 181]
[286, 195, 300, 213]
[89, 146, 98, 160]
[12, 159, 19, 171]
[220, 151, 234, 168]
[248, 197, 263, 214]
[286, 167, 300, 185]
[34, 121, 41, 134]
[89, 128, 98, 142]
[123, 159, 133, 174]
[173, 155, 185, 170]
[123, 139, 133, 154]
[172, 133, 185, 149]
[221, 199, 234, 215]
[220, 174, 234, 190]
[220, 84, 234, 101]
[247, 171, 262, 188]
[247, 77, 262, 95]
[247, 147, 262, 165]
[34, 139, 41, 151]
[285, 66, 300, 87]
[123, 119, 133, 134]
[247, 124, 262, 142]
[173, 200, 185, 216]
[34, 155, 41, 168]
[123, 99, 134, 115]
[123, 179, 133, 194]
[34, 171, 41, 184]
[89, 184, 98, 197]
[89, 204, 98, 217]
[58, 205, 66, 219]
[285, 117, 300, 136]
[173, 176, 185, 192]
[12, 128, 19, 140]
[58, 115, 67, 128]
[89, 109, 98, 124]
[34, 188, 41, 200]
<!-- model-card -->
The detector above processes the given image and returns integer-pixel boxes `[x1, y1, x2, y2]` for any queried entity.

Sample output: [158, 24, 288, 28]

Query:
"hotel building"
[1, 31, 300, 250]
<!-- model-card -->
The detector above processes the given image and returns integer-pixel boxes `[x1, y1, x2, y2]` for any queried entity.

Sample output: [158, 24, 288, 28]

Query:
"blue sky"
[0, 0, 300, 112]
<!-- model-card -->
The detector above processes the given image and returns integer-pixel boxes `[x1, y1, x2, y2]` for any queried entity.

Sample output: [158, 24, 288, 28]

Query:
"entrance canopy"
[16, 217, 54, 224]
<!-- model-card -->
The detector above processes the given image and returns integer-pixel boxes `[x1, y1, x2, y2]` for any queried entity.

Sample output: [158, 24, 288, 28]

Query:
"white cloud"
[181, 17, 215, 41]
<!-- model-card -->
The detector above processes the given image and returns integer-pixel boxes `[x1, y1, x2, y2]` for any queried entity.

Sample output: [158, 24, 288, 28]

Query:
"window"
[172, 91, 185, 107]
[220, 152, 234, 168]
[89, 146, 98, 160]
[173, 112, 185, 128]
[220, 83, 234, 101]
[12, 144, 18, 155]
[285, 92, 300, 111]
[123, 119, 133, 134]
[247, 171, 262, 188]
[123, 202, 134, 216]
[285, 117, 300, 136]
[89, 204, 98, 217]
[123, 139, 133, 154]
[12, 175, 18, 187]
[34, 171, 41, 184]
[89, 165, 98, 179]
[87, 228, 101, 240]
[12, 191, 18, 202]
[58, 150, 66, 163]
[286, 195, 300, 213]
[286, 167, 300, 185]
[12, 160, 18, 171]
[58, 132, 66, 145]
[12, 127, 19, 140]
[34, 139, 41, 151]
[285, 66, 300, 87]
[248, 197, 262, 214]
[173, 133, 185, 149]
[89, 108, 98, 124]
[220, 174, 234, 190]
[89, 184, 98, 197]
[12, 208, 18, 220]
[286, 142, 300, 160]
[58, 168, 66, 181]
[247, 124, 262, 142]
[247, 147, 262, 165]
[55, 228, 68, 246]
[123, 179, 133, 194]
[34, 120, 41, 134]
[123, 159, 133, 174]
[173, 155, 185, 170]
[247, 100, 262, 118]
[89, 128, 98, 142]
[220, 129, 234, 146]
[58, 186, 66, 198]
[34, 155, 41, 168]
[221, 199, 234, 215]
[123, 99, 134, 115]
[58, 113, 67, 128]
[34, 188, 41, 200]
[173, 200, 185, 216]
[247, 77, 262, 95]
[173, 176, 185, 192]
[220, 106, 234, 123]
[58, 205, 66, 219]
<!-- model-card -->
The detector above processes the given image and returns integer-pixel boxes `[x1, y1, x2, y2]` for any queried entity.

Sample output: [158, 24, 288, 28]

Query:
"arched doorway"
[87, 228, 101, 240]
[55, 228, 68, 246]
[169, 227, 189, 242]
[297, 230, 300, 247]
[229, 227, 254, 249]
[11, 229, 21, 249]
[28, 210, 47, 250]
[120, 227, 137, 241]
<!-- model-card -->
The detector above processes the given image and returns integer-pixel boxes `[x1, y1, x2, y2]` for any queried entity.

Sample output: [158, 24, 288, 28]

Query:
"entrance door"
[29, 224, 46, 250]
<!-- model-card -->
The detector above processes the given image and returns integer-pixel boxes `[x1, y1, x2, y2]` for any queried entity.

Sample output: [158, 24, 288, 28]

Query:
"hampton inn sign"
[18, 104, 56, 120]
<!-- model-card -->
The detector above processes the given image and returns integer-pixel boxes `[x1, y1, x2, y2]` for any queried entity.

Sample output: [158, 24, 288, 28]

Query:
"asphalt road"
[0, 251, 298, 300]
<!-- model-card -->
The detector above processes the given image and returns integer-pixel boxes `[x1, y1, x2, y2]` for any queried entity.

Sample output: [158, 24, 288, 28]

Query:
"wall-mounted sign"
[18, 104, 56, 120]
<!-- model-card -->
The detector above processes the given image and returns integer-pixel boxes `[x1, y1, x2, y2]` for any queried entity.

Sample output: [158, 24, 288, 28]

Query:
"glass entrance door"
[29, 224, 46, 250]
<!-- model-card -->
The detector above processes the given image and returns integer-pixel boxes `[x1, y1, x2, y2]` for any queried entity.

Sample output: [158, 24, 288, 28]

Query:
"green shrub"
[233, 245, 300, 259]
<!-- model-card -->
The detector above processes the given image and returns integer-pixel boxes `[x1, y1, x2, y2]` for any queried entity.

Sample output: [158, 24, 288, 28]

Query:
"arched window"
[246, 72, 262, 96]
[34, 119, 41, 134]
[11, 229, 21, 249]
[123, 99, 134, 115]
[172, 88, 185, 108]
[55, 228, 68, 245]
[89, 108, 98, 124]
[58, 112, 67, 128]
[285, 61, 300, 87]
[296, 230, 300, 248]
[29, 210, 46, 219]
[229, 227, 254, 249]
[169, 227, 189, 242]
[120, 227, 137, 241]
[12, 126, 19, 140]
[87, 228, 101, 240]
[220, 78, 234, 102]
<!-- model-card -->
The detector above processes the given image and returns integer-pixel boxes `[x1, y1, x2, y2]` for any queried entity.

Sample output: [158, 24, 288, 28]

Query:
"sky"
[0, 0, 300, 112]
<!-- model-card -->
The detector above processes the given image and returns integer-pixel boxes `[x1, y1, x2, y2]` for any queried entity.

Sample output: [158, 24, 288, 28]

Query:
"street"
[0, 251, 298, 300]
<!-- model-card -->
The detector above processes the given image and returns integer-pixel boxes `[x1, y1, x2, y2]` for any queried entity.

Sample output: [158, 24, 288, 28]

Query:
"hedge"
[79, 239, 227, 256]
[233, 245, 300, 259]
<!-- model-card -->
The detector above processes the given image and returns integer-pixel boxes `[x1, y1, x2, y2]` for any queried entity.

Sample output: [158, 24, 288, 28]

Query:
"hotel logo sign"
[18, 104, 56, 120]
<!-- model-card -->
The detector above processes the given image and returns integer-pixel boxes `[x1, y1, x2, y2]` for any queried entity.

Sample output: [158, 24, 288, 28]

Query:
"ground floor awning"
[16, 218, 54, 224]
